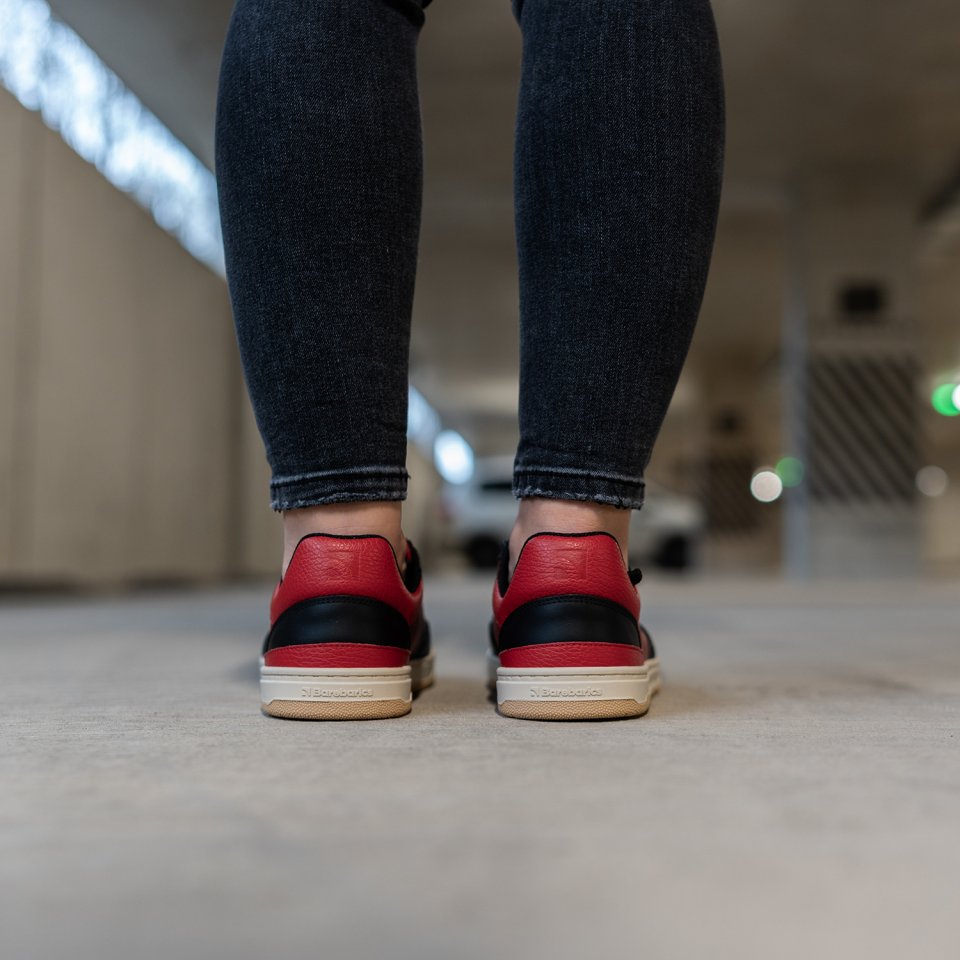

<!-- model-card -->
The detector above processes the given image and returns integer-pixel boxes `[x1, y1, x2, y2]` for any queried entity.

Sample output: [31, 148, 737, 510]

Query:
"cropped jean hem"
[513, 467, 645, 511]
[269, 466, 408, 512]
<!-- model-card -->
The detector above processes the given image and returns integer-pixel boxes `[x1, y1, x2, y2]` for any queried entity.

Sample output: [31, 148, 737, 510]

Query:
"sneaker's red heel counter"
[496, 532, 640, 623]
[265, 534, 418, 671]
[493, 532, 646, 670]
[270, 534, 418, 624]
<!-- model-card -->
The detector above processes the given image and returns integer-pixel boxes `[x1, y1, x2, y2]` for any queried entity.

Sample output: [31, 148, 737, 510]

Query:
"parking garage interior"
[2, 2, 959, 957]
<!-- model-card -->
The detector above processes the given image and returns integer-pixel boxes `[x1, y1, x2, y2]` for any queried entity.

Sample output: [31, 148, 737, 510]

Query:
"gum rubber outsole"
[262, 698, 412, 720]
[497, 697, 650, 721]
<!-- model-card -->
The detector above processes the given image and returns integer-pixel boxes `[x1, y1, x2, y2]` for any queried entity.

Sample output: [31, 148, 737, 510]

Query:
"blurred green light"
[775, 456, 805, 487]
[931, 383, 960, 417]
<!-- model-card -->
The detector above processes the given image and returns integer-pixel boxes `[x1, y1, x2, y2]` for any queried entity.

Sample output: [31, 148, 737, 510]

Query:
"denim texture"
[216, 0, 724, 512]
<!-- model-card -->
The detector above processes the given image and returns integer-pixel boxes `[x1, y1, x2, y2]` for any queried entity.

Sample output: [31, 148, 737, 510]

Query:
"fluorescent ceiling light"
[0, 0, 224, 274]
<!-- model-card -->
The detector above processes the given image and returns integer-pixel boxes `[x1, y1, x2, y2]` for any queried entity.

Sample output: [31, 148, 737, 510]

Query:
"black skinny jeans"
[215, 0, 724, 511]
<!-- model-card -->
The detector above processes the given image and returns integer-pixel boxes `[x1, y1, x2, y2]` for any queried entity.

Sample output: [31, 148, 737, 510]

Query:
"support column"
[783, 189, 921, 577]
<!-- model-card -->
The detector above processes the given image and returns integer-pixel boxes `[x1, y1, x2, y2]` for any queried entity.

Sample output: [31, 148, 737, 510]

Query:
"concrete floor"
[2, 573, 959, 959]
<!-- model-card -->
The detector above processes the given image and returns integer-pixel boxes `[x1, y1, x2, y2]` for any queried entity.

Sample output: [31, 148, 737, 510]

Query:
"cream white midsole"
[260, 665, 412, 704]
[488, 651, 661, 705]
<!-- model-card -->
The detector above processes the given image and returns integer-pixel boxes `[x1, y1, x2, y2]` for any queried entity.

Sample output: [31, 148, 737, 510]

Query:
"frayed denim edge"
[270, 490, 408, 512]
[270, 465, 408, 511]
[513, 486, 645, 512]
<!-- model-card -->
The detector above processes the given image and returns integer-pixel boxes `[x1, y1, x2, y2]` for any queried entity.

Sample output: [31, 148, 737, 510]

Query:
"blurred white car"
[440, 455, 705, 570]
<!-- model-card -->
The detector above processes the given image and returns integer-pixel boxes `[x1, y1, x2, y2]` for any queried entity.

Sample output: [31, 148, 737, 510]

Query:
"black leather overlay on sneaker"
[640, 624, 656, 659]
[265, 595, 411, 652]
[496, 539, 510, 595]
[410, 614, 431, 660]
[497, 595, 640, 651]
[403, 541, 423, 593]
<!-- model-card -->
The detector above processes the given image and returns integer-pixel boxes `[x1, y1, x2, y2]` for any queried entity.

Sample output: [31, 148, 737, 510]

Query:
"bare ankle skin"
[281, 502, 406, 577]
[508, 497, 631, 577]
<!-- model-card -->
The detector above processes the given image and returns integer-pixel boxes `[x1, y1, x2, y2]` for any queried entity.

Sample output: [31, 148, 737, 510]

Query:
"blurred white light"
[916, 465, 948, 498]
[952, 384, 960, 412]
[0, 0, 224, 274]
[750, 468, 783, 503]
[434, 430, 474, 484]
[407, 385, 441, 449]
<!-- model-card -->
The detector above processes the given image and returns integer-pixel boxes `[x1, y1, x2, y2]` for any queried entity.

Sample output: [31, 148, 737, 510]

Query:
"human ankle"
[281, 502, 406, 577]
[508, 497, 630, 576]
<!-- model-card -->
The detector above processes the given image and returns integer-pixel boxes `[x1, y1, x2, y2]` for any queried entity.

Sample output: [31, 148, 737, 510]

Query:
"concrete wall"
[0, 89, 249, 585]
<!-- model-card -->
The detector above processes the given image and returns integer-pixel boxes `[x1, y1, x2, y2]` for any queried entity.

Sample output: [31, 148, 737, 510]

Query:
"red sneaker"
[260, 533, 433, 719]
[489, 532, 660, 720]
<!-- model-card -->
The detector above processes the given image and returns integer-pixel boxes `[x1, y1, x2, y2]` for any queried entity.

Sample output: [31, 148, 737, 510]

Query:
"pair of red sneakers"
[260, 530, 660, 721]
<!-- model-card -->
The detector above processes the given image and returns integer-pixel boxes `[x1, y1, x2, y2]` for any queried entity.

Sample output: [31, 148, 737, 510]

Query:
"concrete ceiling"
[46, 0, 960, 442]
[46, 0, 960, 201]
